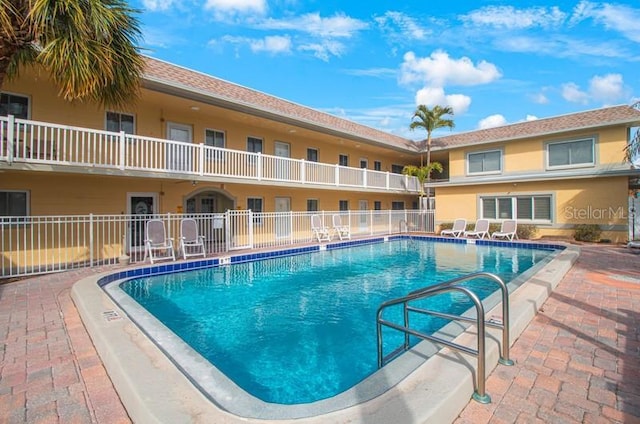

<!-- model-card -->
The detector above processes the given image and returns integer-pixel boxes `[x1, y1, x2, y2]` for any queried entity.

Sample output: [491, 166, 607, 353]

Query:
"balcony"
[0, 115, 420, 193]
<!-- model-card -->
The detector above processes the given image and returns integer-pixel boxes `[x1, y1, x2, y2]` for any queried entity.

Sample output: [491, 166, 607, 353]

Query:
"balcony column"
[257, 152, 262, 181]
[300, 158, 306, 183]
[118, 131, 126, 170]
[198, 143, 205, 176]
[335, 164, 340, 186]
[7, 115, 15, 164]
[386, 171, 390, 190]
[362, 168, 367, 188]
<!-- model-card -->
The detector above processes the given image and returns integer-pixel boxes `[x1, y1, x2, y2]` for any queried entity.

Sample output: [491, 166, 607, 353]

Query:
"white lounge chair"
[332, 214, 351, 240]
[180, 218, 206, 259]
[464, 219, 490, 239]
[492, 219, 518, 241]
[311, 214, 331, 242]
[144, 219, 176, 263]
[441, 218, 467, 238]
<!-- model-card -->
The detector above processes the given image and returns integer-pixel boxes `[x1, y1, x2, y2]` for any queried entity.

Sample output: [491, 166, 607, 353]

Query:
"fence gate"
[226, 210, 253, 250]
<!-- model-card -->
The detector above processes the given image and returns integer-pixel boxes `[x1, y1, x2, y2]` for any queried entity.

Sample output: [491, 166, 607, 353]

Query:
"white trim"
[105, 110, 135, 134]
[466, 149, 503, 176]
[545, 137, 596, 170]
[0, 91, 31, 120]
[0, 189, 30, 216]
[204, 128, 226, 148]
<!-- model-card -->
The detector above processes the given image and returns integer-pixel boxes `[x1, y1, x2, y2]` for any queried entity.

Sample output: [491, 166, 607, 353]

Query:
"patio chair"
[491, 219, 518, 241]
[463, 219, 490, 239]
[144, 219, 175, 263]
[332, 214, 351, 240]
[311, 214, 331, 242]
[440, 218, 467, 238]
[180, 218, 206, 259]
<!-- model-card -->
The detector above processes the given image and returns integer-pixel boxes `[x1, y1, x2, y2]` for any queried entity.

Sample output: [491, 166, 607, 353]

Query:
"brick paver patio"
[0, 245, 639, 424]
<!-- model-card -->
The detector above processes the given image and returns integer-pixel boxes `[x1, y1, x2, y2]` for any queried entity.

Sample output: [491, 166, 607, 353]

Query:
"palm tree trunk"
[425, 134, 432, 200]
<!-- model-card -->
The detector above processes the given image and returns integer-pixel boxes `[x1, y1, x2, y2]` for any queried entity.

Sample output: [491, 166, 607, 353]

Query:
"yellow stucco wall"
[435, 176, 630, 242]
[448, 127, 628, 177]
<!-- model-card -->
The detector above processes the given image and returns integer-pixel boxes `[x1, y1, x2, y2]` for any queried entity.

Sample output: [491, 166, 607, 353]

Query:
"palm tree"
[0, 0, 145, 107]
[625, 127, 640, 164]
[409, 105, 455, 168]
[402, 162, 443, 198]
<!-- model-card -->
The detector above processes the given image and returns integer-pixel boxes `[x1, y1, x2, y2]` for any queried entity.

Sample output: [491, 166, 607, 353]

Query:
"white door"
[274, 141, 291, 180]
[275, 197, 291, 238]
[359, 200, 368, 228]
[126, 192, 159, 254]
[167, 122, 193, 172]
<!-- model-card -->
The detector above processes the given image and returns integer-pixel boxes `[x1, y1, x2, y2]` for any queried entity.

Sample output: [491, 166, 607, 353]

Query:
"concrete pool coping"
[71, 239, 579, 423]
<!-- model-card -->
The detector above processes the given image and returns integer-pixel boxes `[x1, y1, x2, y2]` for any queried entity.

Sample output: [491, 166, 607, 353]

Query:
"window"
[339, 200, 349, 211]
[307, 148, 318, 162]
[360, 159, 368, 169]
[547, 138, 594, 168]
[106, 111, 134, 134]
[339, 154, 348, 167]
[247, 137, 263, 153]
[247, 197, 263, 223]
[0, 93, 29, 119]
[205, 129, 225, 160]
[374, 201, 382, 210]
[307, 199, 318, 212]
[391, 164, 404, 174]
[481, 195, 552, 222]
[374, 161, 382, 171]
[0, 190, 28, 217]
[468, 150, 501, 174]
[391, 201, 405, 210]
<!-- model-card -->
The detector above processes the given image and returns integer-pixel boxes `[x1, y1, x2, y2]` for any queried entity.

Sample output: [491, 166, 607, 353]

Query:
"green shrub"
[516, 224, 538, 240]
[438, 222, 454, 233]
[573, 224, 601, 242]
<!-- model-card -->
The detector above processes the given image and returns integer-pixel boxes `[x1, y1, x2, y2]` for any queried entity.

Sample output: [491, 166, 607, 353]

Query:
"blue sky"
[131, 0, 640, 140]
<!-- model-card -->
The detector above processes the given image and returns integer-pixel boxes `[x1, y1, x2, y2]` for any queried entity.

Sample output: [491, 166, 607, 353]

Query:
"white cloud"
[250, 35, 292, 54]
[570, 1, 640, 42]
[562, 82, 590, 104]
[400, 50, 501, 87]
[343, 68, 397, 78]
[526, 115, 539, 121]
[374, 11, 430, 41]
[589, 73, 625, 103]
[462, 5, 566, 29]
[298, 40, 346, 61]
[562, 74, 626, 105]
[258, 13, 368, 38]
[204, 0, 266, 18]
[478, 114, 507, 129]
[415, 87, 471, 115]
[530, 92, 549, 104]
[142, 0, 176, 12]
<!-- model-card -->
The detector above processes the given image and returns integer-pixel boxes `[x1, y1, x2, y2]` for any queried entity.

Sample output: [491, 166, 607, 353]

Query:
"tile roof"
[141, 56, 640, 155]
[431, 105, 640, 150]
[142, 56, 416, 151]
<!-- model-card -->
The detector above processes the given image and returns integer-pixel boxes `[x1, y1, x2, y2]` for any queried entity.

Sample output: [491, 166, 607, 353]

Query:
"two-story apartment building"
[430, 106, 640, 242]
[2, 55, 640, 276]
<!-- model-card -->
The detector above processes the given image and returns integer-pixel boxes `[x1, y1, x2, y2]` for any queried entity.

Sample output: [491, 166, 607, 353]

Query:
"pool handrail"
[375, 271, 514, 404]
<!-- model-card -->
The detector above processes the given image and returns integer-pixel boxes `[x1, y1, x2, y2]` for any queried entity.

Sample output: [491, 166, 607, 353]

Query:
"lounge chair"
[441, 218, 467, 238]
[311, 214, 331, 242]
[491, 219, 518, 241]
[144, 219, 176, 263]
[332, 214, 351, 240]
[464, 219, 490, 239]
[180, 218, 206, 259]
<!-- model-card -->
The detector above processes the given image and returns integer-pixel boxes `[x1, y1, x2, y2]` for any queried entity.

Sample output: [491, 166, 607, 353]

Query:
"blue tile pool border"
[97, 236, 565, 288]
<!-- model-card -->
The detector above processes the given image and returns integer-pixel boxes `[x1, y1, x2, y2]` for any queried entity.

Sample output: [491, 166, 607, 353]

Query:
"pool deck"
[1, 244, 639, 423]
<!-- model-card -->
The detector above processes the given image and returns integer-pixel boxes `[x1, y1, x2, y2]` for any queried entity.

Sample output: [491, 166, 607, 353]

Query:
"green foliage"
[0, 0, 145, 107]
[409, 105, 455, 167]
[573, 224, 602, 242]
[402, 162, 443, 196]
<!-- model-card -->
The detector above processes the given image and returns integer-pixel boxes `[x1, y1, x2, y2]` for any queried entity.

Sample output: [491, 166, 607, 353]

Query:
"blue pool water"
[120, 239, 555, 405]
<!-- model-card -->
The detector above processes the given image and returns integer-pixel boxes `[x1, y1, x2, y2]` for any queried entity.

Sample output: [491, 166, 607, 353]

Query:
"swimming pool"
[105, 237, 560, 416]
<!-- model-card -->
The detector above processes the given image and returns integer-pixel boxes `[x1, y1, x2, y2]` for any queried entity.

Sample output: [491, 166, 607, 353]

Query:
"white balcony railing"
[0, 115, 420, 193]
[0, 209, 435, 278]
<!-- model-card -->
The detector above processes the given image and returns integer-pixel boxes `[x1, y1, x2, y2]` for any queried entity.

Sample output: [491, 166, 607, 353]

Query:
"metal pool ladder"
[375, 272, 514, 404]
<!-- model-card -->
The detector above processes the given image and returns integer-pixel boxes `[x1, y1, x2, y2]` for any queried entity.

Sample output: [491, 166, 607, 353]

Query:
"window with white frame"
[0, 93, 29, 119]
[547, 138, 594, 168]
[339, 154, 348, 167]
[247, 137, 263, 154]
[481, 195, 552, 222]
[247, 197, 263, 223]
[374, 161, 382, 171]
[467, 150, 502, 174]
[391, 201, 405, 210]
[205, 129, 225, 159]
[106, 111, 134, 134]
[339, 200, 349, 211]
[307, 199, 318, 211]
[391, 164, 404, 174]
[307, 148, 318, 162]
[0, 190, 28, 217]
